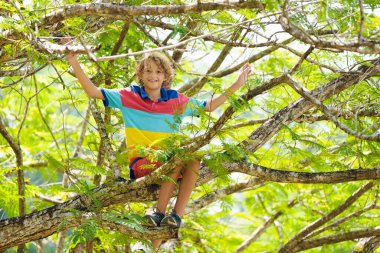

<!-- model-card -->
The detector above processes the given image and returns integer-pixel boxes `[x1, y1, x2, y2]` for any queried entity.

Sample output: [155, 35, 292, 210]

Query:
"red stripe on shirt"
[119, 89, 189, 114]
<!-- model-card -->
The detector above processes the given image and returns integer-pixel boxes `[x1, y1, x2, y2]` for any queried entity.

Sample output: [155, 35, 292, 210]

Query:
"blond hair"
[135, 52, 174, 89]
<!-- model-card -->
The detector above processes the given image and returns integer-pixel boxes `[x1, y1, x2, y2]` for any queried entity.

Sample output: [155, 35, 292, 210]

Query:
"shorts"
[129, 157, 161, 180]
[129, 157, 184, 180]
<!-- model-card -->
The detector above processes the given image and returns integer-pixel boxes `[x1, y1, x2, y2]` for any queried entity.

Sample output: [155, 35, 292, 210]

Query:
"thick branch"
[89, 101, 121, 178]
[225, 108, 380, 130]
[352, 237, 380, 253]
[241, 58, 380, 153]
[224, 162, 380, 184]
[0, 117, 22, 166]
[305, 204, 375, 240]
[101, 221, 178, 241]
[285, 74, 380, 141]
[279, 182, 374, 253]
[1, 158, 379, 249]
[296, 227, 380, 252]
[41, 1, 264, 26]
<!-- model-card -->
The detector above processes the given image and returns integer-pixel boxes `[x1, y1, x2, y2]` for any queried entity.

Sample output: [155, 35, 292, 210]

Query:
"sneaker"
[161, 210, 181, 228]
[143, 208, 165, 227]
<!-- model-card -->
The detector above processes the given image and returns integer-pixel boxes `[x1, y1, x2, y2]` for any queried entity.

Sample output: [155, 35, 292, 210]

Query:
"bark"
[101, 221, 178, 241]
[278, 182, 374, 253]
[351, 237, 380, 253]
[89, 101, 121, 178]
[0, 1, 264, 49]
[285, 74, 380, 141]
[1, 63, 378, 247]
[1, 159, 379, 250]
[41, 1, 264, 26]
[224, 162, 380, 184]
[296, 227, 380, 252]
[241, 59, 380, 153]
[0, 115, 25, 252]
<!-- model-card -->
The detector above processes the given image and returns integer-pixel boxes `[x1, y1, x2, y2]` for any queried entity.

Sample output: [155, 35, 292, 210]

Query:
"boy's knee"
[187, 159, 201, 170]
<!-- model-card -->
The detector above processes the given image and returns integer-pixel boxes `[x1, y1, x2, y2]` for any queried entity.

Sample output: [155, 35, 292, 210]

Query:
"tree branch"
[304, 203, 376, 240]
[234, 199, 297, 253]
[351, 236, 380, 253]
[41, 1, 264, 26]
[241, 58, 380, 153]
[285, 74, 380, 141]
[186, 178, 265, 213]
[224, 161, 380, 183]
[279, 182, 374, 253]
[278, 14, 380, 54]
[1, 157, 379, 250]
[296, 227, 380, 252]
[184, 24, 244, 96]
[89, 101, 121, 179]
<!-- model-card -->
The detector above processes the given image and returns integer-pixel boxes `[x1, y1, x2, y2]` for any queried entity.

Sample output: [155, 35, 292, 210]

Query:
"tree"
[0, 0, 379, 252]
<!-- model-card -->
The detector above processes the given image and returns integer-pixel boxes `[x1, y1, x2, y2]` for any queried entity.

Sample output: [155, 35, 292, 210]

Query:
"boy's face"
[141, 60, 166, 91]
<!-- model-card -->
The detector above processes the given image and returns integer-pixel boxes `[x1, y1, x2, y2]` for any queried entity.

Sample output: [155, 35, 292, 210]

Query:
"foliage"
[0, 0, 379, 252]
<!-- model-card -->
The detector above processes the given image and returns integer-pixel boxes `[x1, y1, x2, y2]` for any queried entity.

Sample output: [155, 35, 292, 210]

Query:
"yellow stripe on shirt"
[125, 127, 173, 147]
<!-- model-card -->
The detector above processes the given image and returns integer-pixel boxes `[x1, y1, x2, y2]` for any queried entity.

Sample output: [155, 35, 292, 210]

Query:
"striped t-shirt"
[101, 85, 206, 161]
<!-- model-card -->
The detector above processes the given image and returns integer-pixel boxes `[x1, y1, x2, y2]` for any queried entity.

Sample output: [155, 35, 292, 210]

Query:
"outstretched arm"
[61, 38, 104, 99]
[205, 63, 252, 112]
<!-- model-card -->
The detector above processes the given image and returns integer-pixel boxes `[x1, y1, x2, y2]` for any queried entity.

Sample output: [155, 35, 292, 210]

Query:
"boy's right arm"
[65, 54, 104, 100]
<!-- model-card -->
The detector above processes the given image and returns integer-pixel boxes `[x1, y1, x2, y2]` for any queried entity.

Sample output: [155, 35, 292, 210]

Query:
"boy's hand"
[59, 36, 74, 45]
[236, 63, 252, 87]
[59, 36, 76, 60]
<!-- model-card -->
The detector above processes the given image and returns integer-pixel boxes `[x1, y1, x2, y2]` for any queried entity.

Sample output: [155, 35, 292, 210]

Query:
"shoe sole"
[161, 217, 180, 228]
[143, 216, 159, 227]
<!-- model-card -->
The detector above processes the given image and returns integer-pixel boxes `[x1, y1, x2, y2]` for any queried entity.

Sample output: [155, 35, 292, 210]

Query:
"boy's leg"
[173, 160, 200, 217]
[151, 166, 182, 251]
[152, 160, 200, 250]
[156, 165, 182, 213]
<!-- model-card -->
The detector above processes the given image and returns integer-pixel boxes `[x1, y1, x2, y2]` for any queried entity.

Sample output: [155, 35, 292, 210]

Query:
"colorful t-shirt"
[101, 85, 206, 161]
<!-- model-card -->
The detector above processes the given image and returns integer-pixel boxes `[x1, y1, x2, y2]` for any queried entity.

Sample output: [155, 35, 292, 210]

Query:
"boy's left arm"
[205, 63, 252, 112]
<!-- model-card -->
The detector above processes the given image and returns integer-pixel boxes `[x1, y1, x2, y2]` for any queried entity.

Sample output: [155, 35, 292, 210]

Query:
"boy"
[64, 45, 251, 249]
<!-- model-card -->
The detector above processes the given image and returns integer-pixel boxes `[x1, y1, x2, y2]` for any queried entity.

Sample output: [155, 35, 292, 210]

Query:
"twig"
[234, 199, 297, 253]
[289, 46, 314, 75]
[0, 63, 48, 88]
[358, 0, 365, 42]
[78, 36, 98, 62]
[72, 102, 91, 158]
[186, 179, 265, 214]
[184, 24, 244, 96]
[33, 75, 63, 159]
[95, 18, 260, 61]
